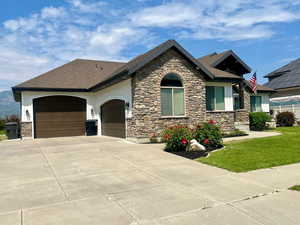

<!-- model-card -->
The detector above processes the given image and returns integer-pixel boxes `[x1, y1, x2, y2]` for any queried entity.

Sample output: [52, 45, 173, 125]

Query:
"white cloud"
[68, 0, 106, 13]
[0, 1, 150, 84]
[3, 14, 39, 31]
[129, 0, 300, 41]
[129, 3, 199, 27]
[0, 46, 54, 82]
[88, 25, 146, 56]
[41, 7, 66, 19]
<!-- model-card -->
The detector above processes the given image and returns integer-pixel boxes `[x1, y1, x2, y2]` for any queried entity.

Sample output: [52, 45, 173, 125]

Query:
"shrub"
[161, 121, 223, 151]
[161, 125, 192, 151]
[249, 112, 271, 131]
[0, 119, 5, 130]
[193, 122, 223, 149]
[276, 112, 295, 127]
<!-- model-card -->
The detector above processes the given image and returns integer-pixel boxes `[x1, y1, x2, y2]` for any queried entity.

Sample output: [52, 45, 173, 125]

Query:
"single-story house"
[264, 57, 300, 120]
[12, 40, 274, 142]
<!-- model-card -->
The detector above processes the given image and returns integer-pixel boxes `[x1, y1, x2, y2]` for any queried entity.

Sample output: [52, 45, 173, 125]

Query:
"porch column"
[239, 82, 245, 109]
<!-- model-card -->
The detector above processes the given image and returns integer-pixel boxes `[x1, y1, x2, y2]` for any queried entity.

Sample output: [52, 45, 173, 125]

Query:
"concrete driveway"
[1, 136, 300, 225]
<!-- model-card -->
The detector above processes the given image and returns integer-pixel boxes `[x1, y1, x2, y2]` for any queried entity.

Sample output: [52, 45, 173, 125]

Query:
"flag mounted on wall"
[249, 72, 257, 93]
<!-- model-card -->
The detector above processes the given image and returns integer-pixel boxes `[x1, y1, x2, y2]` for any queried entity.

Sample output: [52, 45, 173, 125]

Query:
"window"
[206, 86, 225, 111]
[161, 74, 184, 116]
[250, 96, 262, 112]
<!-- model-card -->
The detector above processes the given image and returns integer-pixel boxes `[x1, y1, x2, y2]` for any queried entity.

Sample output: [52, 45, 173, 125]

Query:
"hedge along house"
[12, 40, 274, 142]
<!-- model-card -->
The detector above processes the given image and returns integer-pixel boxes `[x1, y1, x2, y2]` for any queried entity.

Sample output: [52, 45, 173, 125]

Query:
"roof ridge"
[74, 58, 127, 64]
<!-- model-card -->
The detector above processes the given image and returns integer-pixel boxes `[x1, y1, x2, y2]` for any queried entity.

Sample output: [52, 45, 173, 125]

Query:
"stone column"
[21, 122, 32, 138]
[239, 82, 245, 109]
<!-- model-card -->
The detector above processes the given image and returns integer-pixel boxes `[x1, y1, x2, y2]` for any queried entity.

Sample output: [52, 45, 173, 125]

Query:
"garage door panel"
[36, 113, 85, 121]
[101, 100, 125, 138]
[34, 96, 86, 138]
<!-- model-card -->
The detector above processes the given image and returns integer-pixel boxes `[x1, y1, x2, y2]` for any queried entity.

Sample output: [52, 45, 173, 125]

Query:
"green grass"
[0, 129, 7, 141]
[198, 126, 300, 172]
[289, 185, 300, 191]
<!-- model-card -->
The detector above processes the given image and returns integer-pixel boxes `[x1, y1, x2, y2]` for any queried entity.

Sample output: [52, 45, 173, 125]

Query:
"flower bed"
[161, 120, 223, 154]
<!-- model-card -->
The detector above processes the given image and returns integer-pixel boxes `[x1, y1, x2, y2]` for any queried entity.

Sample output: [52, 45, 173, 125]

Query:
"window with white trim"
[250, 96, 262, 112]
[160, 74, 184, 116]
[206, 86, 225, 111]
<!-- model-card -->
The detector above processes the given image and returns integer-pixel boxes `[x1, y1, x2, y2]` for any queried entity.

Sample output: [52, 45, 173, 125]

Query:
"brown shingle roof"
[14, 40, 268, 99]
[14, 59, 125, 90]
[244, 80, 275, 93]
[14, 40, 214, 94]
[197, 51, 230, 66]
[197, 52, 242, 80]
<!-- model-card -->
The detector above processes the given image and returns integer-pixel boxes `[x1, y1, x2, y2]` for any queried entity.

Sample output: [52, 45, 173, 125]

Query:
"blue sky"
[0, 0, 300, 91]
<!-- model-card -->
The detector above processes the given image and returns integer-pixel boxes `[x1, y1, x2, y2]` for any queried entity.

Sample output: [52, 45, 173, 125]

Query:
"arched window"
[160, 73, 185, 116]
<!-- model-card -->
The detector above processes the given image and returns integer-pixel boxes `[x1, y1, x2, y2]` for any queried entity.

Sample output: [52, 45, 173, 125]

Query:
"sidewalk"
[223, 131, 281, 143]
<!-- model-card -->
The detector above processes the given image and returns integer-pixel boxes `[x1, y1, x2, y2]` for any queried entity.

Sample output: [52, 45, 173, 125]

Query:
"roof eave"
[12, 87, 90, 102]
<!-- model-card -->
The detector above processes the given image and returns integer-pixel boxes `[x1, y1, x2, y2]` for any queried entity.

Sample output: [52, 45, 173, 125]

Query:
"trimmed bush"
[276, 112, 295, 127]
[193, 122, 223, 149]
[161, 121, 223, 151]
[0, 119, 5, 131]
[249, 112, 271, 131]
[162, 125, 192, 151]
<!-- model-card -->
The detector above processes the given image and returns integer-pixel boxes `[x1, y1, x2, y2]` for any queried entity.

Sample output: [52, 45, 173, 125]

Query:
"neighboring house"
[265, 58, 300, 120]
[12, 40, 274, 141]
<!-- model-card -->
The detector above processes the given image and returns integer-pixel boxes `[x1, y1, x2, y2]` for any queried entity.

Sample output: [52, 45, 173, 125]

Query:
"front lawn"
[289, 185, 300, 191]
[198, 126, 300, 172]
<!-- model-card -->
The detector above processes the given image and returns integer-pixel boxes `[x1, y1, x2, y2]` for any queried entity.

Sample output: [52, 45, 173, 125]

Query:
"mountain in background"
[0, 90, 19, 118]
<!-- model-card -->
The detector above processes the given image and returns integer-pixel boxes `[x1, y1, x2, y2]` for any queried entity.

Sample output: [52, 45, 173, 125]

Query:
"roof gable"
[211, 50, 251, 74]
[89, 40, 215, 91]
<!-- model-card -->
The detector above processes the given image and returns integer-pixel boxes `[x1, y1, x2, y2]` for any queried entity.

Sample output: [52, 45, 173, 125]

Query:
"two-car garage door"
[33, 96, 86, 138]
[33, 96, 126, 139]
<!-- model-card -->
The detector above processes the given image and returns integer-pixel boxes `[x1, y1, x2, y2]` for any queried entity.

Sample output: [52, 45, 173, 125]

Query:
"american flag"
[249, 72, 257, 93]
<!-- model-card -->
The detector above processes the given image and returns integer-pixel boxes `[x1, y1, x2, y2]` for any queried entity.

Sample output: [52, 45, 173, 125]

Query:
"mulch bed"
[165, 146, 223, 160]
[168, 150, 208, 159]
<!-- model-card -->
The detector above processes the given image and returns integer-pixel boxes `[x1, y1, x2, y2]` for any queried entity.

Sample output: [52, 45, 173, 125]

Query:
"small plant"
[161, 125, 192, 151]
[193, 122, 223, 149]
[276, 112, 295, 127]
[249, 112, 271, 131]
[222, 129, 248, 138]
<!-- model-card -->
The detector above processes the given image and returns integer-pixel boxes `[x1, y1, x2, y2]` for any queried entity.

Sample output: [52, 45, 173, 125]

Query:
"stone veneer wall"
[234, 109, 249, 123]
[21, 122, 32, 138]
[244, 88, 251, 112]
[234, 88, 251, 124]
[127, 49, 207, 138]
[206, 111, 235, 131]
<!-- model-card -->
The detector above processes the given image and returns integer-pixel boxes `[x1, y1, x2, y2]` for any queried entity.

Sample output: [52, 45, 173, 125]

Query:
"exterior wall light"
[26, 110, 30, 121]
